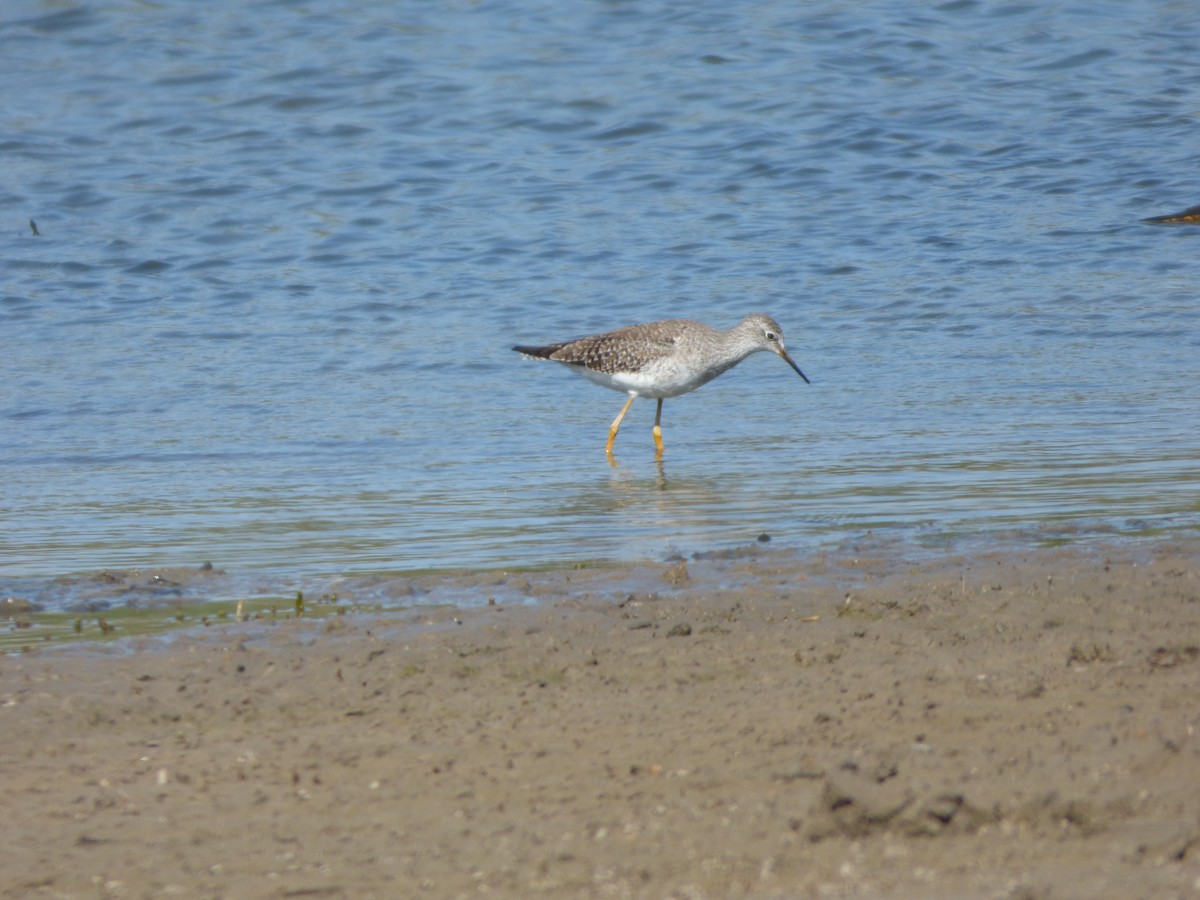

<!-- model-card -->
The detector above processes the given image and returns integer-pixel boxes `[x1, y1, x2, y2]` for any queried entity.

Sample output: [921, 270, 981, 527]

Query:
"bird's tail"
[512, 344, 561, 359]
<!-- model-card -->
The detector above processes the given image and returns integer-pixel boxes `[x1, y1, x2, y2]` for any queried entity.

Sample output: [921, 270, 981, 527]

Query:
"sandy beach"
[3, 537, 1199, 899]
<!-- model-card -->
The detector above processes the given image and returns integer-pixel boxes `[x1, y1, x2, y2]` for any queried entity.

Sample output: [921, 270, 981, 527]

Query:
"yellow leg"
[652, 399, 664, 457]
[606, 394, 637, 457]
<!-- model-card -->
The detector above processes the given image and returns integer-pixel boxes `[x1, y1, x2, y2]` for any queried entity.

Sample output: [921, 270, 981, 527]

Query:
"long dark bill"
[780, 349, 811, 385]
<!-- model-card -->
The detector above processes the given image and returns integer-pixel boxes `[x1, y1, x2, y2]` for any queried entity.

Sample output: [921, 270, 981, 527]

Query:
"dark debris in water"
[50, 562, 228, 611]
[1, 597, 43, 617]
[1143, 203, 1200, 224]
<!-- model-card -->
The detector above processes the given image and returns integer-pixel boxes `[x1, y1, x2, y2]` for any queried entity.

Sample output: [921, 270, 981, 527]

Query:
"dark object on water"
[29, 218, 40, 236]
[1143, 204, 1200, 224]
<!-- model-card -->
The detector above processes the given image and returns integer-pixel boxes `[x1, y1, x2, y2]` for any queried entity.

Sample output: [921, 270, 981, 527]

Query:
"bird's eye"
[765, 331, 777, 342]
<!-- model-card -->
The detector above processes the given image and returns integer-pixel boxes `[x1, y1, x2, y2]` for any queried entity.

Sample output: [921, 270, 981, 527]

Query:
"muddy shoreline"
[3, 537, 1199, 898]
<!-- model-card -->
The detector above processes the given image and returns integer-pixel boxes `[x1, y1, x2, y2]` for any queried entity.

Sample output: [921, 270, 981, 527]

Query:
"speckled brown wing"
[514, 320, 692, 376]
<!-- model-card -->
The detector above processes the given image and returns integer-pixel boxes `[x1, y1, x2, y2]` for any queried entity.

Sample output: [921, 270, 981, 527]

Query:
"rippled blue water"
[3, 0, 1199, 606]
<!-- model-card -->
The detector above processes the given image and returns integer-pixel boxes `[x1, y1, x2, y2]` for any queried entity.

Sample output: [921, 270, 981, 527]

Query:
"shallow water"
[3, 0, 1199, 611]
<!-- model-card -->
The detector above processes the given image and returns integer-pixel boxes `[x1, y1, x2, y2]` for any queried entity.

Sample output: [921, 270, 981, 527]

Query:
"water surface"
[3, 0, 1198, 610]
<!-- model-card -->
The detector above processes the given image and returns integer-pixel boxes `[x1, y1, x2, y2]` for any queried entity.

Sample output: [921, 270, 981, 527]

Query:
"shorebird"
[513, 313, 809, 458]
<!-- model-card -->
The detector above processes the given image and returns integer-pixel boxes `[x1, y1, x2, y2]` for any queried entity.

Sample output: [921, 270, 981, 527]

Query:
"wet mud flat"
[2, 538, 1199, 898]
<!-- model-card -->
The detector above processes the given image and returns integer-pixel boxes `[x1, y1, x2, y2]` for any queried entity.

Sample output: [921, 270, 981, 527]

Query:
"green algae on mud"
[0, 592, 359, 653]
